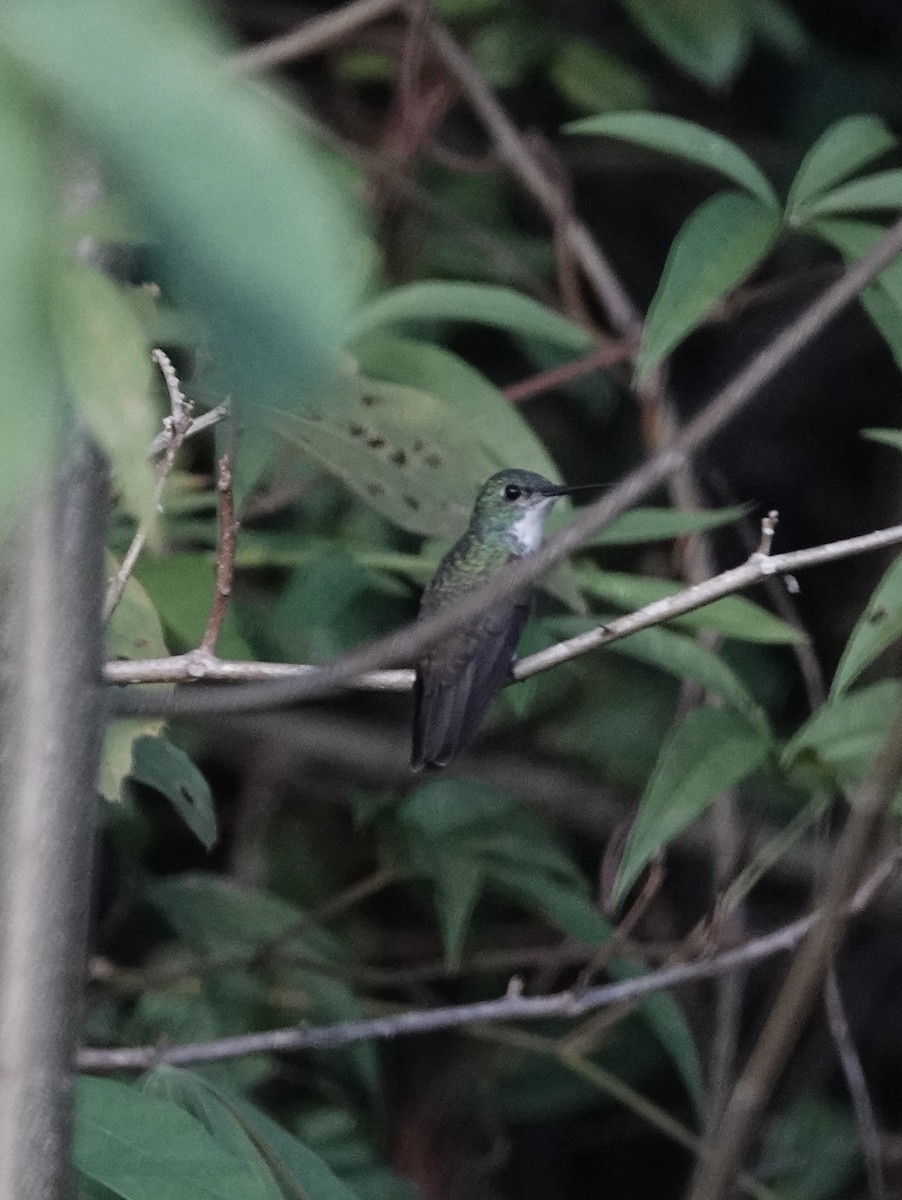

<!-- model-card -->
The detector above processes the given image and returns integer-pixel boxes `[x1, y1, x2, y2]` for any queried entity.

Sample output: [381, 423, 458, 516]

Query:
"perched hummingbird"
[411, 468, 594, 770]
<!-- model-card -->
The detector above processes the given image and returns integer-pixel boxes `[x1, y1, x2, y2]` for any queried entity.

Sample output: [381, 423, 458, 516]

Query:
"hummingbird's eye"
[503, 484, 522, 501]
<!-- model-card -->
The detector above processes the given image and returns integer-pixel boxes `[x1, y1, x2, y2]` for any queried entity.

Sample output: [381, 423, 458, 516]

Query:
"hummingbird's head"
[470, 469, 583, 552]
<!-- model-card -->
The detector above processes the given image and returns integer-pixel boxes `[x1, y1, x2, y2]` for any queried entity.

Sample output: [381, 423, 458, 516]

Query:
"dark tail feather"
[410, 660, 488, 770]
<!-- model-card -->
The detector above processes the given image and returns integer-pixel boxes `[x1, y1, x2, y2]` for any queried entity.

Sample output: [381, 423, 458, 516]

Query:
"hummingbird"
[411, 468, 596, 770]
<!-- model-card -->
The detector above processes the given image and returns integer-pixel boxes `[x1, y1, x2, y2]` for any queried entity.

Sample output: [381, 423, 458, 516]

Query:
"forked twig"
[103, 350, 193, 620]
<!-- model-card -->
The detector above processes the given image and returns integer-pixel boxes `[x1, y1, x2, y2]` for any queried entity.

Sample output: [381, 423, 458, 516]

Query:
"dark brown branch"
[199, 442, 238, 656]
[502, 339, 636, 405]
[421, 15, 640, 335]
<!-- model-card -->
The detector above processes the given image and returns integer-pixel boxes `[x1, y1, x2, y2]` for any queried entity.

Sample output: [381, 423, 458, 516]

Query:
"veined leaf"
[223, 1090, 369, 1200]
[746, 0, 807, 57]
[863, 427, 902, 453]
[6, 0, 367, 413]
[52, 262, 157, 528]
[613, 708, 772, 906]
[576, 567, 802, 643]
[141, 1069, 283, 1200]
[349, 281, 593, 352]
[812, 217, 902, 371]
[487, 861, 704, 1115]
[550, 40, 650, 114]
[75, 1076, 274, 1200]
[610, 624, 771, 732]
[806, 169, 902, 220]
[590, 504, 748, 545]
[616, 0, 748, 88]
[146, 873, 379, 1095]
[565, 112, 777, 207]
[782, 680, 902, 795]
[638, 190, 780, 378]
[787, 115, 896, 221]
[831, 553, 902, 698]
[100, 557, 169, 802]
[129, 735, 217, 850]
[272, 370, 498, 538]
[354, 335, 563, 481]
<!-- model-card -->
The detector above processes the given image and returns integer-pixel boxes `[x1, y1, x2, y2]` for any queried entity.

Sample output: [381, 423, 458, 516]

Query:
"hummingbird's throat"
[509, 500, 554, 552]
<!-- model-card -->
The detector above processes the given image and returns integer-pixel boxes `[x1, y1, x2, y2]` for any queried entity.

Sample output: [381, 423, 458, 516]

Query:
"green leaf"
[613, 708, 772, 905]
[811, 217, 902, 371]
[489, 862, 705, 1116]
[591, 504, 748, 545]
[146, 874, 378, 1096]
[141, 1069, 283, 1200]
[550, 40, 650, 114]
[609, 624, 771, 732]
[806, 169, 902, 219]
[782, 680, 902, 794]
[745, 0, 807, 57]
[134, 553, 253, 661]
[470, 16, 547, 89]
[863, 427, 902, 453]
[223, 1090, 367, 1200]
[759, 1097, 859, 1200]
[5, 0, 366, 414]
[576, 567, 802, 642]
[616, 0, 748, 87]
[638, 190, 780, 377]
[100, 558, 169, 802]
[74, 1076, 275, 1200]
[565, 112, 777, 207]
[0, 56, 62, 524]
[394, 779, 588, 964]
[354, 335, 563, 481]
[51, 262, 157, 528]
[129, 735, 217, 849]
[349, 282, 593, 353]
[831, 553, 902, 698]
[434, 858, 485, 970]
[787, 115, 897, 220]
[272, 373, 497, 538]
[78, 1179, 119, 1200]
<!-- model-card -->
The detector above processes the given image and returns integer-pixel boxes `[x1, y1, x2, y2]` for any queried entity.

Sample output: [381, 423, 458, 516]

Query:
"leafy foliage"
[1, 1, 900, 1197]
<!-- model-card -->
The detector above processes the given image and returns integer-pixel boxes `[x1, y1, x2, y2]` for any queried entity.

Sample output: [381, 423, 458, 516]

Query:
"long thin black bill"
[538, 482, 606, 497]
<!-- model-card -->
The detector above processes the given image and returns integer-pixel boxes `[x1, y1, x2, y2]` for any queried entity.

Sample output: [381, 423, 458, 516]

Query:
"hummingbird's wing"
[411, 598, 530, 770]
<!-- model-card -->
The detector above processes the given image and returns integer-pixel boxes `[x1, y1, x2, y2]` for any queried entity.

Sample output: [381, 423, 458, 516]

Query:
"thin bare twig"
[76, 854, 897, 1073]
[104, 350, 193, 619]
[147, 404, 228, 458]
[199, 440, 238, 656]
[104, 518, 902, 688]
[421, 16, 640, 336]
[825, 968, 887, 1200]
[230, 0, 403, 75]
[108, 213, 902, 719]
[502, 339, 636, 405]
[91, 865, 406, 998]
